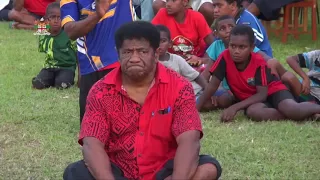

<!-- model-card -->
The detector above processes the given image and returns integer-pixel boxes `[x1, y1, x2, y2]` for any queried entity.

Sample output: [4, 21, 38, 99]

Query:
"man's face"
[216, 18, 236, 44]
[46, 8, 61, 32]
[228, 34, 254, 64]
[166, 0, 187, 15]
[118, 39, 158, 80]
[158, 31, 171, 56]
[212, 0, 234, 19]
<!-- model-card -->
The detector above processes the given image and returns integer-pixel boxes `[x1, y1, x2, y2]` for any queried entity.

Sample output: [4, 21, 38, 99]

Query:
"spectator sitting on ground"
[212, 0, 273, 57]
[199, 15, 300, 111]
[8, 0, 56, 29]
[155, 25, 208, 101]
[286, 50, 320, 104]
[63, 21, 222, 180]
[197, 25, 320, 122]
[32, 2, 77, 90]
[152, 0, 214, 72]
[153, 0, 215, 25]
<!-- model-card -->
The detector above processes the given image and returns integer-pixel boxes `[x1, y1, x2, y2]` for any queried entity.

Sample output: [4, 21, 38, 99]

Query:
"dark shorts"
[32, 68, 75, 89]
[263, 90, 294, 109]
[63, 155, 222, 180]
[79, 68, 114, 124]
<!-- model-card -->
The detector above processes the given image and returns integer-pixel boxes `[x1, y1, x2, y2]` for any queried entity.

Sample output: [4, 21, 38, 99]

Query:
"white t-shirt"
[159, 53, 202, 95]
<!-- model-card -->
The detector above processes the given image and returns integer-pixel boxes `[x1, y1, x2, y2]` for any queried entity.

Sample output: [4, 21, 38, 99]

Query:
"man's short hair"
[155, 25, 171, 40]
[46, 2, 60, 14]
[230, 24, 255, 45]
[213, 15, 235, 30]
[115, 21, 160, 51]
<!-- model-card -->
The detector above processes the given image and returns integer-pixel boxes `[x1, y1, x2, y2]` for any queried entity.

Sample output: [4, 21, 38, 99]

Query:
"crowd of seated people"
[5, 0, 320, 179]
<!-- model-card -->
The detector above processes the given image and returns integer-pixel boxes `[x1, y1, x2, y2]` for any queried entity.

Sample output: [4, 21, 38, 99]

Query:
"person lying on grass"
[32, 2, 77, 90]
[152, 0, 214, 72]
[155, 24, 208, 102]
[200, 15, 298, 111]
[286, 50, 320, 104]
[197, 25, 320, 122]
[63, 21, 222, 180]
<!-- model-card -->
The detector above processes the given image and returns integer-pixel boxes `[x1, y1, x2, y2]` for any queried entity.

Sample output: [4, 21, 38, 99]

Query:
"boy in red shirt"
[197, 25, 320, 122]
[152, 0, 214, 71]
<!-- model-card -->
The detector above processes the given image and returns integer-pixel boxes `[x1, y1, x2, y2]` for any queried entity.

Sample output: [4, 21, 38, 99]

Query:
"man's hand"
[95, 0, 113, 18]
[221, 105, 238, 122]
[301, 78, 311, 95]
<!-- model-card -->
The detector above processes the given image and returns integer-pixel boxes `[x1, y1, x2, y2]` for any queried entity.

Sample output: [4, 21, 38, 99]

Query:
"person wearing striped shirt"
[212, 0, 273, 57]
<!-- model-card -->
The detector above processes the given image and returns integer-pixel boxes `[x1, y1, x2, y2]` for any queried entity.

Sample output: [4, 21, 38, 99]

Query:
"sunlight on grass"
[0, 20, 319, 179]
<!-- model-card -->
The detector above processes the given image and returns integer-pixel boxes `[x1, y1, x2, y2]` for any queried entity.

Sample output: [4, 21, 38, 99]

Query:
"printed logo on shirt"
[171, 35, 194, 59]
[247, 77, 255, 86]
[242, 22, 251, 25]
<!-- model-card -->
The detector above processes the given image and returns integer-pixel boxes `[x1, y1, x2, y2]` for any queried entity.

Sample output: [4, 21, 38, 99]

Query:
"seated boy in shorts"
[152, 0, 214, 72]
[153, 0, 214, 25]
[197, 25, 320, 122]
[156, 25, 208, 100]
[199, 15, 291, 111]
[286, 50, 320, 104]
[32, 2, 77, 90]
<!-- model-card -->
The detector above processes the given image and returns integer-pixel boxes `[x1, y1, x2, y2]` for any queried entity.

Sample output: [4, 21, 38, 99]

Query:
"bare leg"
[152, 0, 166, 15]
[192, 163, 218, 180]
[246, 103, 285, 121]
[278, 99, 320, 121]
[281, 71, 302, 97]
[13, 22, 34, 30]
[200, 92, 234, 112]
[198, 2, 214, 26]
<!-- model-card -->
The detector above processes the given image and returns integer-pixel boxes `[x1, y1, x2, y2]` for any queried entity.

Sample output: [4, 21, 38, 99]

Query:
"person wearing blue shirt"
[60, 0, 134, 124]
[212, 0, 273, 57]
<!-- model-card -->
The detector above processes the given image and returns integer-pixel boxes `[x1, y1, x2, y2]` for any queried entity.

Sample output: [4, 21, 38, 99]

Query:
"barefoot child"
[32, 2, 77, 89]
[286, 50, 320, 104]
[197, 25, 320, 122]
[152, 0, 214, 71]
[155, 25, 207, 100]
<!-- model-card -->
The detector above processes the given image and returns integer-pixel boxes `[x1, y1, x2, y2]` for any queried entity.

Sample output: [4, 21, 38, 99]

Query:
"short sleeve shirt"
[159, 53, 202, 95]
[79, 63, 202, 180]
[152, 8, 212, 59]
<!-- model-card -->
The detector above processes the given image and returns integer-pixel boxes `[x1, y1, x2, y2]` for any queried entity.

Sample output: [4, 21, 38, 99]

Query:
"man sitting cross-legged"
[197, 25, 320, 122]
[63, 21, 222, 180]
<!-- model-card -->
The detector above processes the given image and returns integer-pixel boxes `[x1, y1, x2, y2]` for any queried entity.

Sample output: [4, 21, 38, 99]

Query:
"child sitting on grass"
[286, 50, 320, 104]
[152, 0, 214, 71]
[155, 25, 208, 100]
[200, 15, 291, 111]
[197, 25, 320, 122]
[32, 2, 77, 90]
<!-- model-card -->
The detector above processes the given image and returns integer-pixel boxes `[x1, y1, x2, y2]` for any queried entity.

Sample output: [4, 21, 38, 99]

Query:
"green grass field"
[0, 21, 319, 179]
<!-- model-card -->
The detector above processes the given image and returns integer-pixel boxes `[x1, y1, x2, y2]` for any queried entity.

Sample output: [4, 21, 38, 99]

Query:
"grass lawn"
[0, 21, 320, 179]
